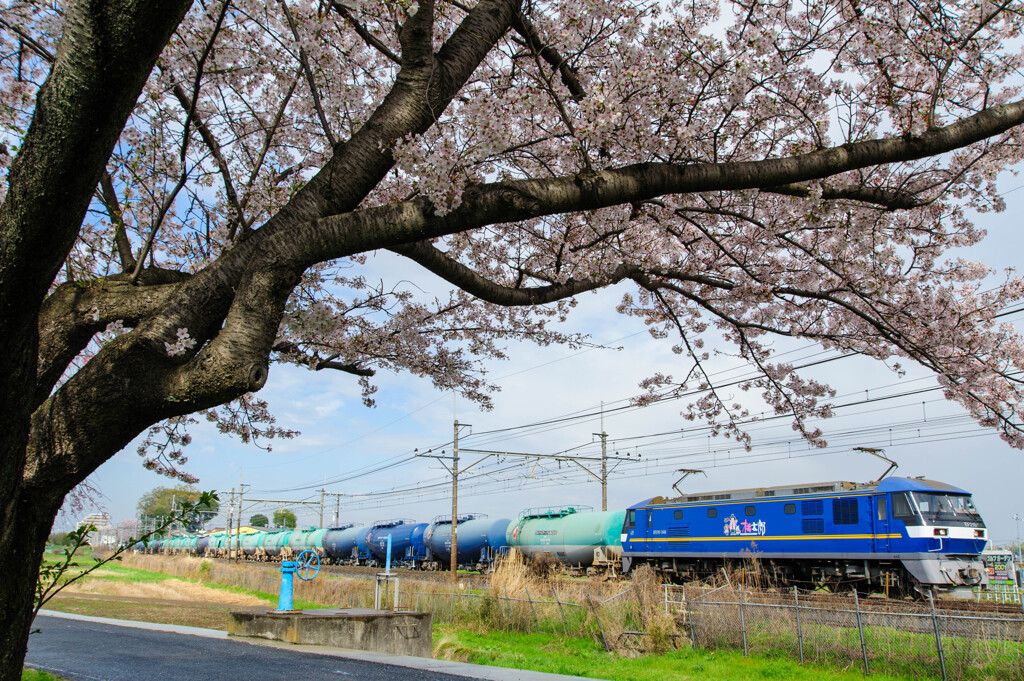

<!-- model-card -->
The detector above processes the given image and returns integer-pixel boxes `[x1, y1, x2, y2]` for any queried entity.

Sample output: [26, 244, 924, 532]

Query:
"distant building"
[76, 512, 116, 547]
[76, 512, 111, 530]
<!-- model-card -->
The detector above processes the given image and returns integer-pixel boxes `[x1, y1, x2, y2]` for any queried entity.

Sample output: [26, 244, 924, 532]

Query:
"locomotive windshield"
[913, 493, 979, 522]
[893, 491, 980, 525]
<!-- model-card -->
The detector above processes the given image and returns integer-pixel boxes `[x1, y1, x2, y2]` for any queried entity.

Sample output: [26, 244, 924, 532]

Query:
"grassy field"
[430, 625, 919, 681]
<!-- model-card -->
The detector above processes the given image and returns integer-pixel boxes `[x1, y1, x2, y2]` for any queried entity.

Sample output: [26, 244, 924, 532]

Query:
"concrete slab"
[228, 608, 433, 658]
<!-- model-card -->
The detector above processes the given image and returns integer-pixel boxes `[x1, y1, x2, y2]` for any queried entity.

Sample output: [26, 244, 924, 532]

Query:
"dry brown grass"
[121, 554, 375, 608]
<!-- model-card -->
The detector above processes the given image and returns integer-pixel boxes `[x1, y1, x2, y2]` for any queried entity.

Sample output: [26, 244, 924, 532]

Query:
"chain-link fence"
[677, 584, 1024, 680]
[392, 577, 1024, 679]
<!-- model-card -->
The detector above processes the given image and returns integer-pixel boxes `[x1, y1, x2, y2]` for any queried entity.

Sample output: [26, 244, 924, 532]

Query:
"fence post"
[738, 584, 748, 657]
[687, 586, 699, 650]
[505, 586, 513, 628]
[664, 584, 669, 613]
[853, 590, 870, 675]
[525, 586, 540, 633]
[552, 586, 569, 636]
[793, 586, 804, 665]
[449, 583, 455, 624]
[586, 595, 611, 651]
[928, 591, 948, 681]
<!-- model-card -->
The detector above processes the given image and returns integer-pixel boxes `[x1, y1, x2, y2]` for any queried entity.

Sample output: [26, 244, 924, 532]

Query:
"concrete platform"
[228, 608, 433, 658]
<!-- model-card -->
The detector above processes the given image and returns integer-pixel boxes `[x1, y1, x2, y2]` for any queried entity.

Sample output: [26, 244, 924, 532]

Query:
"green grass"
[22, 669, 66, 681]
[723, 618, 1024, 680]
[431, 625, 919, 681]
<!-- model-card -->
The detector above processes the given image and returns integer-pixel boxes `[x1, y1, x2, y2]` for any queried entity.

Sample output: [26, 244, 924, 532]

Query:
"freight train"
[140, 476, 990, 595]
[142, 507, 626, 573]
[622, 477, 989, 596]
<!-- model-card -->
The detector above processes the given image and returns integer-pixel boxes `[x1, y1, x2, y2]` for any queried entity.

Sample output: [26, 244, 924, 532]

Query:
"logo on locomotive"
[724, 514, 767, 537]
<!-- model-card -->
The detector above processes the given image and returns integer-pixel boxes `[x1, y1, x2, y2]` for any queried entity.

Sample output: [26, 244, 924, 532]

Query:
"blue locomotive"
[622, 477, 988, 595]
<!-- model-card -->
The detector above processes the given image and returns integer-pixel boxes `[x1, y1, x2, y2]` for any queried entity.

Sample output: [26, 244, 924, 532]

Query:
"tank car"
[324, 524, 373, 564]
[366, 519, 419, 565]
[507, 506, 625, 571]
[425, 515, 511, 568]
[261, 530, 293, 560]
[286, 527, 328, 559]
[239, 531, 267, 559]
[405, 523, 429, 565]
[622, 476, 988, 595]
[196, 534, 212, 556]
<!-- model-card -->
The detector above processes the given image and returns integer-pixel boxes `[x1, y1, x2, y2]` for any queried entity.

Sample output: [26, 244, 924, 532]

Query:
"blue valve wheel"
[295, 550, 320, 581]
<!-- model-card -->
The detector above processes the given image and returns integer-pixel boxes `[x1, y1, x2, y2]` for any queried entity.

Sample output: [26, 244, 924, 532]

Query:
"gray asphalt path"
[27, 611, 599, 681]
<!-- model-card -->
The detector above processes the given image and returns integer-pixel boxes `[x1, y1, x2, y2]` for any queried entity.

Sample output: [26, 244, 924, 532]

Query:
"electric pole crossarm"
[564, 459, 604, 484]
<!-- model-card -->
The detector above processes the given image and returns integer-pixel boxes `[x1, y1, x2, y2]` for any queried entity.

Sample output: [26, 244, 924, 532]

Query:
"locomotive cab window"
[877, 498, 887, 520]
[784, 503, 796, 515]
[626, 510, 636, 528]
[708, 508, 718, 518]
[892, 492, 918, 522]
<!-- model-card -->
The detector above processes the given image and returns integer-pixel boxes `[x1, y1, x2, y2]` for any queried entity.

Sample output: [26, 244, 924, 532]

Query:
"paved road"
[27, 612, 595, 681]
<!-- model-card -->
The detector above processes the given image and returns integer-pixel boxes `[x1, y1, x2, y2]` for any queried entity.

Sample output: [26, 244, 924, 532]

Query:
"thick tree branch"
[296, 98, 1024, 269]
[36, 270, 189, 406]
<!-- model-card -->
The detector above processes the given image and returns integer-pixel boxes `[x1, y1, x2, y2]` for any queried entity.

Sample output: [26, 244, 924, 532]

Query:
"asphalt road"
[27, 613, 593, 681]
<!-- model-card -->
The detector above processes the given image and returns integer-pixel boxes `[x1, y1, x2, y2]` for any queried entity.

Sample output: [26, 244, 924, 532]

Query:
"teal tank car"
[239, 531, 267, 558]
[506, 506, 626, 568]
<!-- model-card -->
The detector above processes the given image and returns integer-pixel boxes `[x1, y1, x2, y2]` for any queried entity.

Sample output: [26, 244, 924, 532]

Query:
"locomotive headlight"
[933, 528, 948, 536]
[975, 529, 985, 538]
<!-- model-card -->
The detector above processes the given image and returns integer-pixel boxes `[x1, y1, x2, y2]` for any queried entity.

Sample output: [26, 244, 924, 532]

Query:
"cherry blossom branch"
[766, 182, 929, 210]
[927, 0, 1013, 129]
[330, 1, 400, 64]
[272, 340, 376, 376]
[278, 0, 337, 147]
[170, 82, 247, 238]
[96, 171, 137, 272]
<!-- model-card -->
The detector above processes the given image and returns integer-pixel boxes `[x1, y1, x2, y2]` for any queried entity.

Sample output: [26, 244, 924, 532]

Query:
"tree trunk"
[0, 484, 62, 681]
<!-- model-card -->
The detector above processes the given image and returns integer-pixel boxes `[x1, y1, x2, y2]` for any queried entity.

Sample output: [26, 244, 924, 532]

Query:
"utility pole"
[227, 488, 235, 557]
[594, 430, 608, 512]
[319, 488, 326, 528]
[235, 478, 247, 562]
[1014, 513, 1022, 564]
[451, 420, 461, 586]
[333, 496, 341, 527]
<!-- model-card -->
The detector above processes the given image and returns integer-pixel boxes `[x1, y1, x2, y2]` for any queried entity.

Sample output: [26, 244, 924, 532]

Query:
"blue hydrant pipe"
[277, 561, 297, 611]
[385, 534, 392, 572]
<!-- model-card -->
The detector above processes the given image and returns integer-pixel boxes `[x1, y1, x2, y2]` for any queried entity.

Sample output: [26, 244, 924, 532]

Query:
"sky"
[64, 174, 1024, 551]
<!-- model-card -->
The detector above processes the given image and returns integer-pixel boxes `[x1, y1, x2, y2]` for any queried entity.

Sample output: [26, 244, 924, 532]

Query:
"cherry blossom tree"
[4, 0, 1024, 676]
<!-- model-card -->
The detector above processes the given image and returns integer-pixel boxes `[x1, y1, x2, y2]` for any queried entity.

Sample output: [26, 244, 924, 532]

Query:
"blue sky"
[65, 176, 1024, 551]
